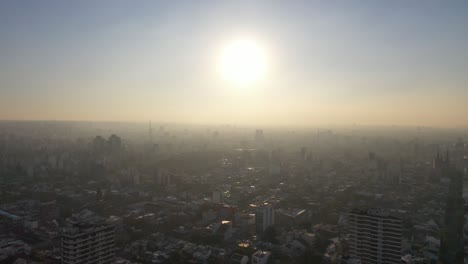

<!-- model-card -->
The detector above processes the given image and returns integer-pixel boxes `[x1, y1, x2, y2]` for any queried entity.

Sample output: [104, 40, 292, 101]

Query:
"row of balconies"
[350, 242, 401, 251]
[62, 226, 114, 239]
[351, 231, 402, 239]
[349, 219, 402, 229]
[63, 243, 114, 256]
[352, 222, 402, 229]
[355, 254, 402, 264]
[348, 216, 402, 224]
[350, 248, 401, 259]
[62, 249, 114, 264]
[62, 234, 114, 248]
[350, 227, 402, 237]
[350, 244, 401, 256]
[62, 230, 114, 241]
[349, 236, 401, 248]
[62, 238, 114, 249]
[348, 214, 402, 224]
[349, 232, 401, 242]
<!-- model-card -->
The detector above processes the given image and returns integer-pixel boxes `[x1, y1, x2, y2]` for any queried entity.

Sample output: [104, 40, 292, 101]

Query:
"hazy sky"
[1, 0, 467, 127]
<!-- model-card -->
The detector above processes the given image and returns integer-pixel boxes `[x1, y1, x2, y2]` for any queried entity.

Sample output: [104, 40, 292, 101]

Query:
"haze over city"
[1, 1, 468, 126]
[1, 1, 468, 264]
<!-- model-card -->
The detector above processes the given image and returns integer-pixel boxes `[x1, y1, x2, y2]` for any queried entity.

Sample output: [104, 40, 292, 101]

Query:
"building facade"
[256, 204, 274, 236]
[347, 209, 402, 264]
[61, 223, 115, 264]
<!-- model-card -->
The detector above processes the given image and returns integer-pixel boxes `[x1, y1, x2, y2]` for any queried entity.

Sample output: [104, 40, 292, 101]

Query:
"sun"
[219, 39, 268, 86]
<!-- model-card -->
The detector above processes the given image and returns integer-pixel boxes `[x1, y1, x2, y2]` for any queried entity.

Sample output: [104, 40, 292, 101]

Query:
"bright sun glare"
[219, 39, 268, 86]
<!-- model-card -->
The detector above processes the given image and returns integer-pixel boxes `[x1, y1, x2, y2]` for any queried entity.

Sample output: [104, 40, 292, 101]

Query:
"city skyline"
[1, 2, 468, 261]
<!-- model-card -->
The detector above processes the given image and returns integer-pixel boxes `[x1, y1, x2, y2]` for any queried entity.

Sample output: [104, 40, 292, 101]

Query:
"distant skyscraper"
[92, 136, 106, 153]
[108, 134, 122, 152]
[347, 209, 402, 264]
[148, 120, 153, 143]
[254, 129, 264, 143]
[434, 148, 450, 171]
[256, 204, 274, 236]
[432, 148, 451, 181]
[268, 150, 281, 176]
[154, 169, 172, 187]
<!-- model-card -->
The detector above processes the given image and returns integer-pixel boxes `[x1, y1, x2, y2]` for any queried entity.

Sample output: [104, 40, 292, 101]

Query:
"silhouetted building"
[148, 121, 153, 143]
[108, 134, 122, 152]
[256, 204, 274, 236]
[61, 211, 115, 264]
[154, 169, 173, 187]
[254, 130, 264, 143]
[347, 209, 402, 264]
[92, 136, 106, 153]
[434, 149, 450, 171]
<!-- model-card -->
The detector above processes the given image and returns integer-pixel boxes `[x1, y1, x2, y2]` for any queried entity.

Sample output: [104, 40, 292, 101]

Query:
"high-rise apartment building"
[254, 130, 264, 143]
[347, 209, 402, 264]
[256, 204, 274, 236]
[61, 210, 115, 264]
